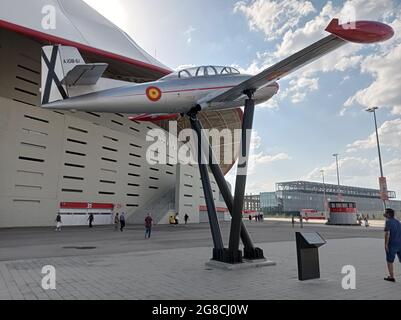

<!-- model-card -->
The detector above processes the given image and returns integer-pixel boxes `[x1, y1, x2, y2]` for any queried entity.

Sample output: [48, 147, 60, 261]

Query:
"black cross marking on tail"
[41, 46, 68, 104]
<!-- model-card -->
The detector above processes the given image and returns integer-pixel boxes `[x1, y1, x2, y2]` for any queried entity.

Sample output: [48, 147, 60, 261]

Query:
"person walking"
[291, 215, 295, 228]
[88, 213, 94, 228]
[174, 213, 179, 225]
[55, 213, 62, 231]
[120, 212, 126, 232]
[145, 213, 153, 239]
[184, 214, 189, 225]
[357, 214, 362, 226]
[248, 214, 252, 222]
[364, 216, 370, 228]
[114, 212, 119, 231]
[384, 208, 401, 282]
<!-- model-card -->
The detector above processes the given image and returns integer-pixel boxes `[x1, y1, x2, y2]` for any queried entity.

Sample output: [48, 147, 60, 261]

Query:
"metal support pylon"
[189, 110, 225, 261]
[190, 109, 264, 262]
[188, 103, 264, 264]
[228, 94, 261, 263]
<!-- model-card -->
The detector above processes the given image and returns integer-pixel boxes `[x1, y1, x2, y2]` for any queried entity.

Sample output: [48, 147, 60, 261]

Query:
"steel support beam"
[193, 112, 264, 260]
[228, 98, 255, 263]
[189, 112, 224, 259]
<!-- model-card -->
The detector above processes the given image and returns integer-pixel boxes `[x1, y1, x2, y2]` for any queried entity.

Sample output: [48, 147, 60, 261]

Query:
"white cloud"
[251, 152, 291, 165]
[174, 64, 196, 71]
[250, 130, 262, 150]
[346, 118, 401, 152]
[358, 15, 401, 107]
[304, 156, 401, 199]
[281, 76, 319, 103]
[232, 51, 276, 75]
[343, 43, 401, 115]
[231, 130, 292, 175]
[236, 0, 397, 107]
[234, 0, 316, 41]
[256, 96, 279, 109]
[385, 159, 401, 198]
[304, 156, 373, 184]
[248, 151, 291, 175]
[184, 26, 196, 44]
[274, 1, 336, 58]
[272, 1, 376, 72]
[245, 180, 276, 194]
[341, 75, 350, 84]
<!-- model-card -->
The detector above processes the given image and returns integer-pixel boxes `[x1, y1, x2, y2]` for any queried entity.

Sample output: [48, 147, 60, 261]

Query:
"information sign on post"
[379, 177, 389, 201]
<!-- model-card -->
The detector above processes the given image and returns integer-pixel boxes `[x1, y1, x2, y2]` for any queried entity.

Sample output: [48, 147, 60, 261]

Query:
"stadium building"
[0, 0, 240, 228]
[260, 181, 401, 216]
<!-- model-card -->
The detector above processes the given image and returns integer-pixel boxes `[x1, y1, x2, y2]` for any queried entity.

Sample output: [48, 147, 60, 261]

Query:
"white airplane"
[40, 19, 394, 119]
[39, 18, 394, 261]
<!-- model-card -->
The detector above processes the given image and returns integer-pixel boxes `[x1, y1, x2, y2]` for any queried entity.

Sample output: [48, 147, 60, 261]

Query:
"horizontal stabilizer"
[62, 63, 108, 86]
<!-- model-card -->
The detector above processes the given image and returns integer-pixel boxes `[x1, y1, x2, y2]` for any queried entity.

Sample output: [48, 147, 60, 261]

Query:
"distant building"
[260, 181, 401, 216]
[260, 192, 279, 213]
[244, 194, 260, 212]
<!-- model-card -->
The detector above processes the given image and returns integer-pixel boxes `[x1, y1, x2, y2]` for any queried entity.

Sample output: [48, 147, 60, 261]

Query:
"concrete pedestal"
[205, 258, 276, 271]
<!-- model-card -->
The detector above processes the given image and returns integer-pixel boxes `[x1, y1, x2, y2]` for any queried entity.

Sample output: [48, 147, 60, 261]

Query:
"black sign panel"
[300, 232, 326, 246]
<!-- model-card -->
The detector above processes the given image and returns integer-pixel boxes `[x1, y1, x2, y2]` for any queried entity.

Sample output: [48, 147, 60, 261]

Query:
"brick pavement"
[0, 238, 400, 300]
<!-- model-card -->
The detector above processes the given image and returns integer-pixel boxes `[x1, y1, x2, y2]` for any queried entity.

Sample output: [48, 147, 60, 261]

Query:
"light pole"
[321, 170, 327, 217]
[366, 107, 387, 210]
[332, 153, 341, 200]
[332, 153, 340, 186]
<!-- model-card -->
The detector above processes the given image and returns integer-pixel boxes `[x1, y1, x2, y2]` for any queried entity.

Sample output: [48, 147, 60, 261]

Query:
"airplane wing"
[205, 19, 394, 104]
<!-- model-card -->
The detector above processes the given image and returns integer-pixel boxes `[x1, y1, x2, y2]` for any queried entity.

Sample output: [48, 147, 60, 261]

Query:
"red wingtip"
[326, 18, 394, 44]
[325, 18, 339, 33]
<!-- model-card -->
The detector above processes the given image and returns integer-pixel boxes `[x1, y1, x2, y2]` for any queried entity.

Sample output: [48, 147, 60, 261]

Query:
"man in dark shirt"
[384, 208, 401, 282]
[119, 212, 126, 232]
[145, 213, 153, 239]
[88, 213, 94, 228]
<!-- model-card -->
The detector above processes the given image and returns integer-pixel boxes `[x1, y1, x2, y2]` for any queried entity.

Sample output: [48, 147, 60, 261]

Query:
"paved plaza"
[0, 220, 399, 300]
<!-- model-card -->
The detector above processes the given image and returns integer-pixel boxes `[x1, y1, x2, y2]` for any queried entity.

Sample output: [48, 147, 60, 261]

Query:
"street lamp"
[332, 153, 340, 186]
[366, 107, 387, 210]
[321, 169, 327, 217]
[332, 153, 341, 200]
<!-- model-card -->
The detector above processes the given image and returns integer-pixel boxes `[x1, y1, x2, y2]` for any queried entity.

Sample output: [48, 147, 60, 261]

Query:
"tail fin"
[41, 45, 85, 104]
[41, 45, 108, 105]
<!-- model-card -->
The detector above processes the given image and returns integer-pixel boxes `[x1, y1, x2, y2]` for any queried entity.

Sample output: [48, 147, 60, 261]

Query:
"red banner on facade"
[60, 202, 115, 209]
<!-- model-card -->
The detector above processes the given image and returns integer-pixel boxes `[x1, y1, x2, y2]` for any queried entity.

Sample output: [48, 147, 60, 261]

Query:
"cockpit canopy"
[161, 66, 240, 80]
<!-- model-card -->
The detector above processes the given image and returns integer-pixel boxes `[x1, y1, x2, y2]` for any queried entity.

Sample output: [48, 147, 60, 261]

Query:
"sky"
[82, 0, 401, 199]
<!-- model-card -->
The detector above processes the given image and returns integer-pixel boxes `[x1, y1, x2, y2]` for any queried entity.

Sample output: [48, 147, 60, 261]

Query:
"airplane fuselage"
[41, 19, 394, 118]
[44, 74, 279, 114]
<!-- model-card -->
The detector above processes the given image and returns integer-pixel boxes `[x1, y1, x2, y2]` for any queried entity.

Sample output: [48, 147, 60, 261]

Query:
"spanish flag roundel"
[146, 86, 162, 102]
